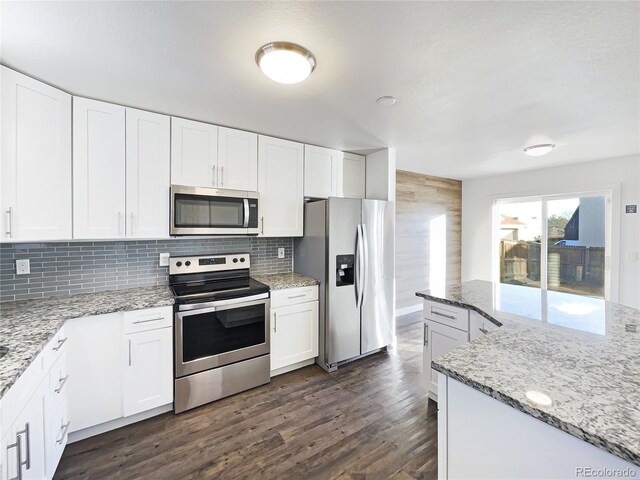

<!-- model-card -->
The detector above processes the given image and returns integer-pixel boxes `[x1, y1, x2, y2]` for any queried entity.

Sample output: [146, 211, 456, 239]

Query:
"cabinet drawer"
[271, 286, 318, 308]
[47, 353, 69, 414]
[423, 300, 469, 332]
[42, 326, 67, 370]
[45, 399, 69, 479]
[123, 306, 172, 334]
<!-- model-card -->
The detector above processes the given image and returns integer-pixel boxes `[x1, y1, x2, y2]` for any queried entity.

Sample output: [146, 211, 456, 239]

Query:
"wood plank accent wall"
[395, 170, 462, 311]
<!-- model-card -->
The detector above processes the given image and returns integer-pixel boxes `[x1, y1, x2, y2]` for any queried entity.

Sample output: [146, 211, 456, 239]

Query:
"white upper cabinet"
[304, 145, 342, 199]
[258, 136, 304, 237]
[340, 152, 366, 199]
[73, 97, 126, 239]
[217, 127, 258, 191]
[170, 117, 218, 187]
[1, 66, 72, 241]
[125, 108, 170, 238]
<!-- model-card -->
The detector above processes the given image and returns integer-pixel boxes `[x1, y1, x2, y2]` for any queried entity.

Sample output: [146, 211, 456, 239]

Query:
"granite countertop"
[0, 285, 174, 399]
[416, 280, 640, 466]
[252, 272, 319, 291]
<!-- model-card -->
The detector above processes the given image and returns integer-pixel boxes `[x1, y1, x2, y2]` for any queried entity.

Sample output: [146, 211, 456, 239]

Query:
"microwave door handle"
[243, 199, 249, 228]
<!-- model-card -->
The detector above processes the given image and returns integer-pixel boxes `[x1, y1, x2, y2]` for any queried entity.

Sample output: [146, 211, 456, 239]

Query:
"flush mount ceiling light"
[377, 96, 397, 106]
[524, 144, 556, 157]
[255, 42, 316, 84]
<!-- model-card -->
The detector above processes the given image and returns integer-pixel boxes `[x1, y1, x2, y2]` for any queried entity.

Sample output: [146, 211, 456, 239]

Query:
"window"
[495, 192, 610, 299]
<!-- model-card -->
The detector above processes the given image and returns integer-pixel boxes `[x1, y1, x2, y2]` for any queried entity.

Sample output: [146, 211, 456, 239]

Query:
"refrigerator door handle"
[361, 223, 369, 304]
[355, 224, 362, 308]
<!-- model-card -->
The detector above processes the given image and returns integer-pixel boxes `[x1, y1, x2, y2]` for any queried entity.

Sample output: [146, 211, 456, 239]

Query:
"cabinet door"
[423, 320, 468, 396]
[126, 108, 170, 238]
[217, 127, 258, 191]
[303, 145, 342, 199]
[73, 97, 126, 239]
[271, 301, 319, 371]
[258, 136, 304, 237]
[123, 328, 173, 417]
[10, 381, 46, 480]
[171, 117, 218, 187]
[66, 313, 123, 432]
[1, 66, 72, 241]
[340, 153, 366, 199]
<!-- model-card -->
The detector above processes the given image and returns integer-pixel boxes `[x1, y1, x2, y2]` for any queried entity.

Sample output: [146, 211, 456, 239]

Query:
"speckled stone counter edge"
[415, 290, 503, 327]
[252, 272, 319, 291]
[0, 286, 175, 399]
[416, 291, 640, 466]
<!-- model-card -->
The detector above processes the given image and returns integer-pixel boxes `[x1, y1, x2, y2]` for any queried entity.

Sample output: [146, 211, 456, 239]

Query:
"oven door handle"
[176, 297, 270, 318]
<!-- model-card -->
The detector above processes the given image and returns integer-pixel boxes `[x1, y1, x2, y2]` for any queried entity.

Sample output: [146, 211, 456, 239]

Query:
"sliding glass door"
[496, 192, 610, 299]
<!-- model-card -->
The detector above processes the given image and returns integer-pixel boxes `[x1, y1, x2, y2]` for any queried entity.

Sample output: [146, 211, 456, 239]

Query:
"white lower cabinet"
[1, 329, 67, 480]
[67, 307, 173, 437]
[423, 319, 468, 399]
[67, 312, 124, 432]
[270, 286, 319, 375]
[123, 328, 173, 417]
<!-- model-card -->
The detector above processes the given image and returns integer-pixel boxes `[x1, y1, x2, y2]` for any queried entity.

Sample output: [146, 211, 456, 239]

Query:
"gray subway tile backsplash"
[0, 237, 293, 302]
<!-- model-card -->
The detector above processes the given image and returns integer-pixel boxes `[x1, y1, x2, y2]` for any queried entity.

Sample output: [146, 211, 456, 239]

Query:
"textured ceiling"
[1, 1, 638, 179]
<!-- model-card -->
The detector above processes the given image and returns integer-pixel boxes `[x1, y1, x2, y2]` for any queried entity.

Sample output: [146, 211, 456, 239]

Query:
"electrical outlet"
[159, 253, 170, 267]
[277, 247, 285, 259]
[16, 259, 30, 275]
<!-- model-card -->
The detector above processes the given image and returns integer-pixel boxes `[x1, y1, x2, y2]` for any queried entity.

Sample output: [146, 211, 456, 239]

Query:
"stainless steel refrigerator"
[294, 198, 395, 372]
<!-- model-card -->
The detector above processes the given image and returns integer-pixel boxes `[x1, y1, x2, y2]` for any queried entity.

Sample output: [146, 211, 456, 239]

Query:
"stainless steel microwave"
[170, 186, 259, 236]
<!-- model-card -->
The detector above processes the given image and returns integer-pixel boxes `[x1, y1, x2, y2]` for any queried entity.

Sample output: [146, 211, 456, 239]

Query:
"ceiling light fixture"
[524, 144, 556, 157]
[377, 96, 396, 106]
[255, 42, 316, 84]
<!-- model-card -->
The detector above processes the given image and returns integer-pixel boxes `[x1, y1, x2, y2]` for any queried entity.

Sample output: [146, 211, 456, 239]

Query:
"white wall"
[462, 155, 640, 308]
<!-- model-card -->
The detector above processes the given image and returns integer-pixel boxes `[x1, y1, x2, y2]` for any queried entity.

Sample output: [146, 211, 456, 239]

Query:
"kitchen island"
[416, 280, 640, 479]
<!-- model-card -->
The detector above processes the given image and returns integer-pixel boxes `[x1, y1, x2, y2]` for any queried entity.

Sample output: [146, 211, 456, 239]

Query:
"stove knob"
[176, 261, 182, 267]
[233, 258, 238, 263]
[185, 261, 191, 267]
[240, 257, 246, 263]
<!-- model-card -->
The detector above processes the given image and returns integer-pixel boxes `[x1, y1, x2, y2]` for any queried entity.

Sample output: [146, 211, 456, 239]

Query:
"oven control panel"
[169, 253, 250, 274]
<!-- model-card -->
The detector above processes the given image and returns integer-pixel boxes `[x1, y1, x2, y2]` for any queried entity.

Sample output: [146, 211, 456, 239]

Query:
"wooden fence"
[500, 241, 604, 286]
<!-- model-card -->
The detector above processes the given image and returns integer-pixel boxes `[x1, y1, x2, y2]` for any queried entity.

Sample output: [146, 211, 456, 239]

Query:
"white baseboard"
[68, 403, 173, 443]
[270, 358, 315, 377]
[396, 303, 422, 317]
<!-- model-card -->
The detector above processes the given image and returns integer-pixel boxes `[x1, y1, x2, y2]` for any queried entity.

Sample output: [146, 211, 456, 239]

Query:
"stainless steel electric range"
[169, 253, 271, 413]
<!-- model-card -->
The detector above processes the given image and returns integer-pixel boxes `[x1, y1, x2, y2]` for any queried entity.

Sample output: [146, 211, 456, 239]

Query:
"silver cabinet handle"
[6, 207, 13, 238]
[287, 294, 306, 300]
[424, 323, 428, 347]
[128, 339, 132, 366]
[6, 435, 21, 480]
[130, 212, 134, 236]
[431, 309, 455, 320]
[220, 165, 224, 187]
[54, 374, 69, 393]
[16, 423, 30, 470]
[260, 216, 264, 235]
[52, 337, 67, 351]
[273, 312, 277, 333]
[118, 212, 123, 237]
[213, 165, 217, 185]
[133, 316, 165, 324]
[479, 327, 489, 335]
[56, 421, 71, 445]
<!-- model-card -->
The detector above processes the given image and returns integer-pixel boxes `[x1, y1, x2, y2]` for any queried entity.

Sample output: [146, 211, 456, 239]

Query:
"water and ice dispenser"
[336, 254, 355, 286]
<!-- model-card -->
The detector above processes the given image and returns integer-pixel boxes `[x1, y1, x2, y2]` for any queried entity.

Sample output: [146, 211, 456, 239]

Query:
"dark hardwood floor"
[54, 312, 437, 480]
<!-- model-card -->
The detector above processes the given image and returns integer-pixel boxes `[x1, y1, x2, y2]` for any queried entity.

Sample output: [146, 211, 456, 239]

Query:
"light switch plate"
[16, 259, 30, 275]
[277, 247, 285, 259]
[159, 253, 170, 267]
